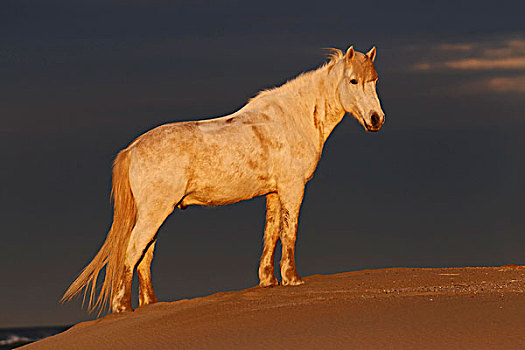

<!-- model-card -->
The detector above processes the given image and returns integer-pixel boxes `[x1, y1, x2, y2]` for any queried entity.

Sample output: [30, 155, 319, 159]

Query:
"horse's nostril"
[371, 113, 380, 126]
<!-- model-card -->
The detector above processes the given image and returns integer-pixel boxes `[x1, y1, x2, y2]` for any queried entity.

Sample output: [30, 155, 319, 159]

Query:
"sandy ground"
[23, 266, 525, 349]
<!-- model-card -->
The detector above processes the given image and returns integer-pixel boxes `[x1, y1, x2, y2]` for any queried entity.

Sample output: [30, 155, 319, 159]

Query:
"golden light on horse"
[61, 45, 385, 313]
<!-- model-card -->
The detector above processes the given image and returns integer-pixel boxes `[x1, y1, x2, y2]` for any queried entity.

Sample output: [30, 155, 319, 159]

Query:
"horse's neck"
[292, 64, 345, 147]
[246, 62, 345, 152]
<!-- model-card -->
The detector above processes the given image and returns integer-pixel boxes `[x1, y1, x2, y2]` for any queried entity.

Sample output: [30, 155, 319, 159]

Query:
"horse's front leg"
[137, 240, 158, 307]
[278, 184, 305, 286]
[258, 193, 281, 287]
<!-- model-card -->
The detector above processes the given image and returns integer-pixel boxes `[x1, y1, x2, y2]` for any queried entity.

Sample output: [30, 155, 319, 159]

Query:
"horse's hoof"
[114, 307, 134, 313]
[282, 278, 304, 286]
[259, 278, 279, 288]
[112, 303, 134, 313]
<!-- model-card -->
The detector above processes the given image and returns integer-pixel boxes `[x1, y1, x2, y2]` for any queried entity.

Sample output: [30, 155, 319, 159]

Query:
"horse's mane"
[249, 48, 343, 103]
[325, 48, 344, 62]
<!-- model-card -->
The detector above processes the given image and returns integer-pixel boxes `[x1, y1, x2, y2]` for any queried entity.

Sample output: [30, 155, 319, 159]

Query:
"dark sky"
[2, 0, 525, 327]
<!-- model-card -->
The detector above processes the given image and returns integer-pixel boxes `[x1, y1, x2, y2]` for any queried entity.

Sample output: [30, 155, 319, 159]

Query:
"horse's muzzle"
[366, 113, 385, 132]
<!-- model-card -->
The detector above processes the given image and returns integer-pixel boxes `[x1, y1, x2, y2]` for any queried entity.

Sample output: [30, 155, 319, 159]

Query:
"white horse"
[62, 45, 385, 313]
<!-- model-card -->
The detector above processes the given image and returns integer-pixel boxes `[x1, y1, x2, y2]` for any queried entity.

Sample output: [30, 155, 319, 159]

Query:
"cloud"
[407, 36, 525, 97]
[438, 43, 475, 51]
[444, 57, 525, 70]
[413, 36, 525, 72]
[484, 75, 525, 93]
[453, 75, 525, 95]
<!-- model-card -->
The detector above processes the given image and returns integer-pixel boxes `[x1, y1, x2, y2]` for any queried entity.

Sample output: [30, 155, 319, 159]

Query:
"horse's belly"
[182, 173, 275, 207]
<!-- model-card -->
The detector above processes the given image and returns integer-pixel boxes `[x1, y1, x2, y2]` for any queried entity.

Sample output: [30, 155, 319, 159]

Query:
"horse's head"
[337, 46, 385, 132]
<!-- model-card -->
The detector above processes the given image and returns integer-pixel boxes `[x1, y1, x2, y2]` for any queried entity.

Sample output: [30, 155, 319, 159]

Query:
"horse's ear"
[345, 46, 355, 61]
[366, 46, 376, 62]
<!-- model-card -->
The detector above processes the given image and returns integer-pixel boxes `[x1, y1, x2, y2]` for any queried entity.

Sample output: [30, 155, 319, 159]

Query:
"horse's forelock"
[347, 51, 378, 81]
[325, 48, 377, 80]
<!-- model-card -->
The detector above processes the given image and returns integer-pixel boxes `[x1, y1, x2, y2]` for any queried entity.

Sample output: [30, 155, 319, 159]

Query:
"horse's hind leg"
[258, 193, 281, 287]
[137, 240, 158, 307]
[278, 184, 305, 286]
[112, 200, 175, 313]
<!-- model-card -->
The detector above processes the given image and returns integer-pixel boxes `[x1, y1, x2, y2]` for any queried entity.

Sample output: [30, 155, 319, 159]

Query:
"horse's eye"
[350, 79, 358, 85]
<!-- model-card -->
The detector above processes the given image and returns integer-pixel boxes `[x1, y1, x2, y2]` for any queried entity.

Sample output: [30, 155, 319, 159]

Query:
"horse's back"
[127, 114, 281, 206]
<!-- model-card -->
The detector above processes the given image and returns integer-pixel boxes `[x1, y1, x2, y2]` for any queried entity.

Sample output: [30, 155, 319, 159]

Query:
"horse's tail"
[61, 148, 136, 313]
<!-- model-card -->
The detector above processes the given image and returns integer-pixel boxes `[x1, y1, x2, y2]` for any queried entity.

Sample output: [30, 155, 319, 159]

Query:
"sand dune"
[23, 266, 525, 349]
